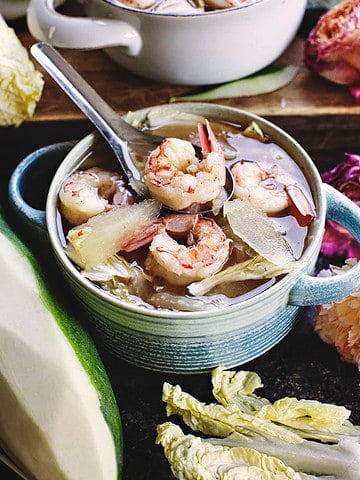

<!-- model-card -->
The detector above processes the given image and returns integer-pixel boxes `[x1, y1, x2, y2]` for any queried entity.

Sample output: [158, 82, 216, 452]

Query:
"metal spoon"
[30, 42, 234, 212]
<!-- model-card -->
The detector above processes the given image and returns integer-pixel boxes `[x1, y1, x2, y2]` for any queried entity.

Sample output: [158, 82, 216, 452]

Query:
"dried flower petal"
[315, 152, 360, 367]
[321, 220, 360, 258]
[314, 260, 360, 368]
[320, 152, 360, 259]
[321, 153, 360, 202]
[304, 0, 360, 87]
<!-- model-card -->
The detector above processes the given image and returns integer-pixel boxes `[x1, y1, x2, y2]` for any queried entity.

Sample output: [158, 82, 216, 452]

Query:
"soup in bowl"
[9, 103, 360, 372]
[57, 110, 314, 311]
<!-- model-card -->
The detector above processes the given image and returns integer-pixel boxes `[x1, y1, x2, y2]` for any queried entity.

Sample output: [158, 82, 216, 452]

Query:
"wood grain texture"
[24, 33, 360, 120]
[18, 2, 360, 117]
[2, 2, 360, 169]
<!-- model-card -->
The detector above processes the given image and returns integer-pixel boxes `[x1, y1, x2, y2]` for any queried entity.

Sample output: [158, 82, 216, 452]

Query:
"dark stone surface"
[0, 130, 359, 479]
[1, 320, 359, 480]
[100, 310, 360, 480]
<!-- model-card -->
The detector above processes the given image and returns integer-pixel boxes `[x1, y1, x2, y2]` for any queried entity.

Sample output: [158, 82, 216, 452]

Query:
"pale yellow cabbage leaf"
[159, 369, 360, 480]
[156, 422, 305, 480]
[0, 15, 44, 126]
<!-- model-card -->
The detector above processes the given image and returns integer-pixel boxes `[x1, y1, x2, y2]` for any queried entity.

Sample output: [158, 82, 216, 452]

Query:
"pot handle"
[27, 0, 142, 56]
[8, 141, 77, 243]
[288, 184, 360, 306]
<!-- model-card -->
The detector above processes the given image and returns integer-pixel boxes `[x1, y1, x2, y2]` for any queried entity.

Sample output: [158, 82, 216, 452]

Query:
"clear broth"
[57, 118, 314, 312]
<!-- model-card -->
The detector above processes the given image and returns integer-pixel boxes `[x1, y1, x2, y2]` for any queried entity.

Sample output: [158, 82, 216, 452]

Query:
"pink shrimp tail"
[198, 119, 222, 156]
[286, 184, 316, 227]
[198, 119, 226, 185]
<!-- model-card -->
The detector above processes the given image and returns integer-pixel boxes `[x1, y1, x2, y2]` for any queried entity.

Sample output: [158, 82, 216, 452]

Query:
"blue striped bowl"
[10, 103, 360, 372]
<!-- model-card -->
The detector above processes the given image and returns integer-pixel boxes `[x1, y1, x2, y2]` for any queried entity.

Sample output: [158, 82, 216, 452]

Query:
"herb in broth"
[57, 118, 315, 312]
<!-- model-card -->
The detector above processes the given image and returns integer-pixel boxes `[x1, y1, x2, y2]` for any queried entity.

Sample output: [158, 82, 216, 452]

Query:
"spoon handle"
[30, 42, 142, 181]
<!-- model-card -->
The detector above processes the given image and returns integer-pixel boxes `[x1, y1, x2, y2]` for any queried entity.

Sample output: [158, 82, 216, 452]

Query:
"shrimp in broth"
[59, 167, 136, 226]
[144, 119, 225, 211]
[231, 160, 315, 227]
[123, 214, 231, 286]
[57, 116, 316, 311]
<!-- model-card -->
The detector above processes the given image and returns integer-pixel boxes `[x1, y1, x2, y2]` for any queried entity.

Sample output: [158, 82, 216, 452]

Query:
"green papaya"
[0, 209, 122, 480]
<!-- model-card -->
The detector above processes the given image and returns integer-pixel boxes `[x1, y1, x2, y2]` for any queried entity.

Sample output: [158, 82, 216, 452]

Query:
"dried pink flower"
[314, 260, 360, 368]
[304, 0, 360, 101]
[320, 153, 360, 259]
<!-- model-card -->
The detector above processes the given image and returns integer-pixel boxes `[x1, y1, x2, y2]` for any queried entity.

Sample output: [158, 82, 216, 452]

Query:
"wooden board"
[3, 3, 360, 168]
[22, 31, 360, 120]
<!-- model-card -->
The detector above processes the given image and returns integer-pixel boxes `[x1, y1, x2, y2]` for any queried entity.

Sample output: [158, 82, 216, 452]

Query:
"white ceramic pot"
[27, 0, 307, 85]
[8, 103, 360, 373]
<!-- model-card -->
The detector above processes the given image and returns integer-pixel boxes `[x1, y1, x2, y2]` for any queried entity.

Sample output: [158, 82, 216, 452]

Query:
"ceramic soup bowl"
[8, 103, 360, 373]
[27, 0, 306, 85]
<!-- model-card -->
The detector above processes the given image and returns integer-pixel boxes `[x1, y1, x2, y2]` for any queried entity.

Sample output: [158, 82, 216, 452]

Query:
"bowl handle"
[288, 184, 360, 306]
[8, 141, 77, 243]
[27, 0, 142, 56]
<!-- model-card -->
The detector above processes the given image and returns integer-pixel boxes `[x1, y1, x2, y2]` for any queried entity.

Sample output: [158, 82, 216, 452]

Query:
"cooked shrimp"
[119, 0, 156, 9]
[144, 119, 226, 211]
[205, 0, 246, 9]
[59, 167, 136, 226]
[143, 214, 231, 286]
[231, 160, 316, 226]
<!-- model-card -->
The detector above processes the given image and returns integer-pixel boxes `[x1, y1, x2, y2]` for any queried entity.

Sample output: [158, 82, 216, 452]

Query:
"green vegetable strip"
[169, 65, 298, 102]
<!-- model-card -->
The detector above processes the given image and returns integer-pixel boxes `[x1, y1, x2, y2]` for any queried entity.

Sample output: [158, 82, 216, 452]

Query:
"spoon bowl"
[30, 42, 234, 213]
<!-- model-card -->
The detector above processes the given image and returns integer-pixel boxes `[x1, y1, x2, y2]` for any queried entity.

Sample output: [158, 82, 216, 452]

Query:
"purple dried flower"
[304, 0, 360, 100]
[321, 153, 360, 259]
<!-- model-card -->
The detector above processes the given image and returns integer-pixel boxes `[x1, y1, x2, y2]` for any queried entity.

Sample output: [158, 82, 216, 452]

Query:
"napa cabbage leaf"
[157, 367, 360, 480]
[0, 14, 43, 126]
